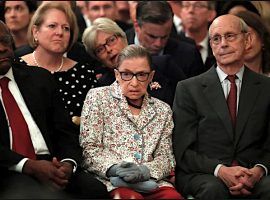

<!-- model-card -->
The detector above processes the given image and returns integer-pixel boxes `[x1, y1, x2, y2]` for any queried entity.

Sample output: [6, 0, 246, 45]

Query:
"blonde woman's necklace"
[32, 50, 64, 74]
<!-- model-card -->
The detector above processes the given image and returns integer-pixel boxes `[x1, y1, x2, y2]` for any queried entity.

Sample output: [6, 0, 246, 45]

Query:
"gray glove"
[106, 162, 136, 177]
[116, 162, 151, 183]
[110, 177, 158, 193]
[107, 164, 121, 177]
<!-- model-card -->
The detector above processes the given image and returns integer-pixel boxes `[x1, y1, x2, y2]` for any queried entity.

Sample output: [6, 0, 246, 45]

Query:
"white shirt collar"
[198, 35, 209, 51]
[0, 67, 15, 82]
[173, 15, 182, 33]
[216, 65, 245, 83]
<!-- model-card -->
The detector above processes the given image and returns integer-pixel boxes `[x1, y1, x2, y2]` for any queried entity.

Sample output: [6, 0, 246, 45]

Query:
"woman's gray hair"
[117, 44, 153, 70]
[82, 17, 127, 59]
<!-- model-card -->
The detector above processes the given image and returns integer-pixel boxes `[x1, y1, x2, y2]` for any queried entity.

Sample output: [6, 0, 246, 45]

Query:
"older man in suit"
[173, 14, 270, 199]
[0, 20, 108, 198]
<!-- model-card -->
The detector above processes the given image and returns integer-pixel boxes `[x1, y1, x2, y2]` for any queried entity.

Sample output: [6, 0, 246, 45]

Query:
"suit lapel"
[0, 100, 10, 146]
[234, 67, 261, 145]
[202, 67, 234, 141]
[12, 66, 42, 130]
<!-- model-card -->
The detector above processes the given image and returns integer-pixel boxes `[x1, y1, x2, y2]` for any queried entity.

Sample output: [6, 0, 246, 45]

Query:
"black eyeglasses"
[117, 70, 151, 82]
[94, 35, 118, 56]
[0, 35, 13, 46]
[210, 32, 244, 45]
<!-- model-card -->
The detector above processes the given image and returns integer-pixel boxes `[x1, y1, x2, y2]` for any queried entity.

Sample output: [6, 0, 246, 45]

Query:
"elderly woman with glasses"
[79, 44, 182, 199]
[82, 17, 186, 107]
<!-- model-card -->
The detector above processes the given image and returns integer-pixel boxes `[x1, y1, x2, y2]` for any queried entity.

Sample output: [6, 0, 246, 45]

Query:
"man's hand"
[23, 159, 68, 190]
[230, 166, 265, 195]
[218, 165, 250, 188]
[51, 157, 73, 189]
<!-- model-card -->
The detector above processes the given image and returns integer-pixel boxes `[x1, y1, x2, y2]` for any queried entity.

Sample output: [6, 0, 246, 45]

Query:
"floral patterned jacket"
[80, 81, 175, 191]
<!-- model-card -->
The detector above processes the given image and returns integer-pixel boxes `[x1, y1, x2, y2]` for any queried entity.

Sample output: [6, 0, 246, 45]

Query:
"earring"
[34, 37, 38, 45]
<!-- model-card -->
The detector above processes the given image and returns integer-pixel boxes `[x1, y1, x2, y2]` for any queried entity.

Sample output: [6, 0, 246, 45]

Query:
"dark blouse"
[19, 58, 98, 117]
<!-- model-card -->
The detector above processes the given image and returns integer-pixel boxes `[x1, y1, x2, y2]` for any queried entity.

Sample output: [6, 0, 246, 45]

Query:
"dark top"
[19, 59, 98, 117]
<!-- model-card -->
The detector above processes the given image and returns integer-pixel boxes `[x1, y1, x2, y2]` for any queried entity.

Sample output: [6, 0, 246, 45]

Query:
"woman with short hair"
[80, 44, 182, 199]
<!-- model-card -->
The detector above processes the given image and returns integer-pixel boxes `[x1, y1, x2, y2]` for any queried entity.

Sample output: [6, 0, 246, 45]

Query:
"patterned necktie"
[226, 75, 237, 127]
[0, 77, 36, 159]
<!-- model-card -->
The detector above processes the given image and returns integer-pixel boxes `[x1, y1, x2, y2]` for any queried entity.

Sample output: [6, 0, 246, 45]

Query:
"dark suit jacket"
[125, 28, 206, 78]
[98, 55, 186, 107]
[172, 66, 270, 190]
[0, 62, 81, 169]
[204, 42, 216, 70]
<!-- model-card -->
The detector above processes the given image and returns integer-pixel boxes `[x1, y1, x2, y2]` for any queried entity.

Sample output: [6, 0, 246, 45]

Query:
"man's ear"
[208, 10, 217, 23]
[134, 21, 141, 34]
[245, 32, 252, 51]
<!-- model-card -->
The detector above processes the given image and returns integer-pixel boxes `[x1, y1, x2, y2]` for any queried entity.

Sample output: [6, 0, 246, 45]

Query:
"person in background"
[235, 10, 270, 76]
[87, 1, 132, 32]
[125, 1, 205, 78]
[115, 1, 131, 25]
[80, 44, 182, 199]
[168, 1, 184, 36]
[220, 0, 260, 16]
[0, 20, 108, 199]
[82, 17, 186, 106]
[180, 1, 216, 69]
[2, 1, 37, 49]
[128, 1, 138, 25]
[76, 1, 91, 28]
[19, 2, 98, 126]
[173, 14, 270, 199]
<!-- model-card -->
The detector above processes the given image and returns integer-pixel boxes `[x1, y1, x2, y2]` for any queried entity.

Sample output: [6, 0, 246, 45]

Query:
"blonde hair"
[82, 17, 127, 59]
[27, 1, 78, 52]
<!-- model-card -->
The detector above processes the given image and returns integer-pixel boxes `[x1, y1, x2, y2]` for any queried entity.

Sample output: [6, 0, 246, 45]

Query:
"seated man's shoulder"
[167, 38, 196, 52]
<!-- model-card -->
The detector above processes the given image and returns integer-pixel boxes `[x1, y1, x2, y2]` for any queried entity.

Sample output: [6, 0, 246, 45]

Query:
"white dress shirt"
[0, 68, 49, 172]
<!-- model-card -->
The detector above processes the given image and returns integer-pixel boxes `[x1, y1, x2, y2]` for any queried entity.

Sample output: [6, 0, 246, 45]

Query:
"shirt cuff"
[214, 164, 223, 177]
[8, 158, 29, 173]
[61, 158, 77, 173]
[255, 164, 268, 176]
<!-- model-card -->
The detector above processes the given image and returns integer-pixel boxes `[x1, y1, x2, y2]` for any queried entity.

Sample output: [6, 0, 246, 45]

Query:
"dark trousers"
[0, 168, 109, 199]
[178, 174, 270, 200]
[67, 167, 110, 199]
